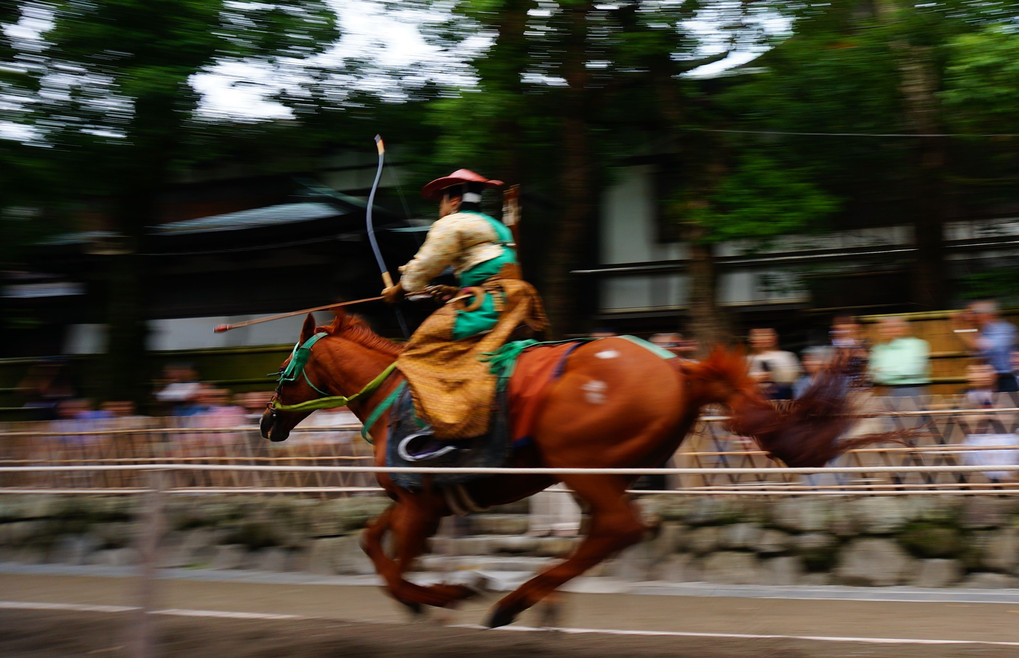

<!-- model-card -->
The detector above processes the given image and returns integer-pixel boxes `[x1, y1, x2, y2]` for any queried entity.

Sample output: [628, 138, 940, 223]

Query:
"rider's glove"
[382, 284, 406, 304]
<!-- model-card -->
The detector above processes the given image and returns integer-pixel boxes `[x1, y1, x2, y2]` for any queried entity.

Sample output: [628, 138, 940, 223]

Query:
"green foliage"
[943, 25, 1019, 133]
[673, 150, 840, 244]
[717, 32, 909, 227]
[957, 267, 1019, 304]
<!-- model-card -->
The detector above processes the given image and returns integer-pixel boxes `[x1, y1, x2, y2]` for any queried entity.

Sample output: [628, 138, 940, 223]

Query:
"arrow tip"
[374, 134, 385, 155]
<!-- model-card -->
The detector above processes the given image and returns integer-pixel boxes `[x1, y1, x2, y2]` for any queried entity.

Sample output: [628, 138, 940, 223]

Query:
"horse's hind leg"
[486, 475, 645, 628]
[361, 498, 484, 611]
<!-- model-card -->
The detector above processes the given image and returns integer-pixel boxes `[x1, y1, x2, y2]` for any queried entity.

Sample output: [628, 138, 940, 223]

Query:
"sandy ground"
[3, 570, 1019, 657]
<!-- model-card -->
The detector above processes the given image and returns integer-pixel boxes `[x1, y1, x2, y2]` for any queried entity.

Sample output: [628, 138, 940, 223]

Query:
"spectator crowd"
[9, 299, 1019, 491]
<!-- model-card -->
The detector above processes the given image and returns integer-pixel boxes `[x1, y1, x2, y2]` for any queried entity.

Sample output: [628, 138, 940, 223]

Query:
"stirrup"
[397, 431, 459, 462]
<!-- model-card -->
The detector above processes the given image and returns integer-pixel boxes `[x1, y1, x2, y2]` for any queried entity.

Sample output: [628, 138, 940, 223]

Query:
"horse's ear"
[300, 313, 317, 344]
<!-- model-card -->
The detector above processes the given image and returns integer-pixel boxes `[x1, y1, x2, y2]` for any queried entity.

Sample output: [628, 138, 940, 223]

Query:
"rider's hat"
[421, 169, 504, 201]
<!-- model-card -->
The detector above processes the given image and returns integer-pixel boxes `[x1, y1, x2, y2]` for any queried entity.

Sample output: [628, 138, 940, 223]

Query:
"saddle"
[384, 339, 588, 490]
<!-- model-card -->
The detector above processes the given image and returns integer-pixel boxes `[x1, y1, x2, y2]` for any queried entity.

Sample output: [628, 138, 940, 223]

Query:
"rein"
[271, 332, 397, 413]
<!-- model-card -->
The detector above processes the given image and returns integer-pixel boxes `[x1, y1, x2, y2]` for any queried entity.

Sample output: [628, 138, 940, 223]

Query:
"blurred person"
[953, 300, 1018, 392]
[650, 331, 698, 359]
[100, 400, 151, 482]
[297, 405, 361, 445]
[794, 344, 850, 490]
[649, 331, 681, 350]
[640, 331, 691, 489]
[747, 327, 801, 400]
[179, 388, 247, 487]
[48, 398, 109, 486]
[191, 388, 245, 428]
[153, 363, 203, 415]
[959, 362, 1017, 483]
[963, 362, 998, 410]
[16, 358, 76, 421]
[237, 391, 275, 424]
[793, 346, 834, 399]
[380, 169, 547, 459]
[176, 382, 216, 417]
[1010, 349, 1019, 392]
[867, 316, 930, 398]
[830, 315, 870, 388]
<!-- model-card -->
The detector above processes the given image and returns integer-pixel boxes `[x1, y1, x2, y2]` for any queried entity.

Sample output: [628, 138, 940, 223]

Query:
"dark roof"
[151, 202, 345, 235]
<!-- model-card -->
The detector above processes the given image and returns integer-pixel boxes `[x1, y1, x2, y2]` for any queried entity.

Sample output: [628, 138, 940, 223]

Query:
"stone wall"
[625, 495, 1019, 588]
[1, 494, 1018, 588]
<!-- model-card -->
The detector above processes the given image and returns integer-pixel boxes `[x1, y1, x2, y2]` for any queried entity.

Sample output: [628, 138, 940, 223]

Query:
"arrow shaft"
[214, 296, 383, 332]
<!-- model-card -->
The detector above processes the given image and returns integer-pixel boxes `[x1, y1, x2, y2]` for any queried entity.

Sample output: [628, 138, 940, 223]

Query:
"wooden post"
[130, 469, 166, 658]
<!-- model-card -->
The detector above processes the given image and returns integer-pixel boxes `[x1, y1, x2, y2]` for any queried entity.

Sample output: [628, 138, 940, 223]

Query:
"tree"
[718, 0, 1019, 311]
[10, 0, 338, 400]
[399, 0, 779, 338]
[942, 24, 1019, 213]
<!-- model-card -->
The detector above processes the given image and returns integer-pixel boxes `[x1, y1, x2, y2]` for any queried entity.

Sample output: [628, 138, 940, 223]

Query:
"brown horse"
[260, 311, 882, 628]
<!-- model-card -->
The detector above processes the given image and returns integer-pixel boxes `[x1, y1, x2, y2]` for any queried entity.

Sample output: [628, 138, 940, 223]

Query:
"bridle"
[268, 332, 397, 414]
[274, 332, 333, 399]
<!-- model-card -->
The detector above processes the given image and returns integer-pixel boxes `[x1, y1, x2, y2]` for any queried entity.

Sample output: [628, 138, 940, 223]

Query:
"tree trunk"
[876, 1, 949, 309]
[100, 95, 177, 404]
[102, 246, 148, 404]
[544, 2, 596, 337]
[647, 37, 731, 346]
[683, 222, 732, 350]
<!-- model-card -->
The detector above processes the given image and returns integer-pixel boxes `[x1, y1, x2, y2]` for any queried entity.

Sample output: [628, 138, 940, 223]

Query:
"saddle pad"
[507, 341, 586, 443]
[385, 384, 511, 490]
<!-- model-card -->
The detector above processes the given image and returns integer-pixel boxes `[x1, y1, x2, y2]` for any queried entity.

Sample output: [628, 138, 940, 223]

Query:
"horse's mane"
[323, 310, 403, 358]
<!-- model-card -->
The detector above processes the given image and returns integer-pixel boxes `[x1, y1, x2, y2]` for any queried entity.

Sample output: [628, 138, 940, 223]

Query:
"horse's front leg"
[486, 475, 645, 628]
[361, 496, 483, 611]
[360, 506, 422, 612]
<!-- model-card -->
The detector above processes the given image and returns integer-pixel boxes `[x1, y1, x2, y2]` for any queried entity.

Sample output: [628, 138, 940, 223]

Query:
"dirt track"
[3, 571, 1019, 657]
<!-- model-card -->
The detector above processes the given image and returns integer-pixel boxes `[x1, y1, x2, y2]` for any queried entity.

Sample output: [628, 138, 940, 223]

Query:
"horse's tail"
[686, 349, 914, 468]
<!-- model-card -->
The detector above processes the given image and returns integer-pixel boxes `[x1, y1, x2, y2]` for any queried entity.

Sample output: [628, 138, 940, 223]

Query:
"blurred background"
[2, 0, 1019, 411]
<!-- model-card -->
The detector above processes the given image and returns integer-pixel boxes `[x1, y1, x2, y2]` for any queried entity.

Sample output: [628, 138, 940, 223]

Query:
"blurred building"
[578, 164, 1019, 343]
[4, 156, 425, 356]
[0, 152, 427, 416]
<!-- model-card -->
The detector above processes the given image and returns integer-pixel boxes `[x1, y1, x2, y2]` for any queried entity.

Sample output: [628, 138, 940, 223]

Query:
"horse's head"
[260, 310, 403, 443]
[260, 313, 328, 442]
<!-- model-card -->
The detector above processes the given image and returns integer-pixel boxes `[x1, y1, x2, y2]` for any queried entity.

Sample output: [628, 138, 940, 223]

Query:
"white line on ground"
[0, 600, 300, 620]
[4, 600, 1018, 648]
[463, 624, 1019, 647]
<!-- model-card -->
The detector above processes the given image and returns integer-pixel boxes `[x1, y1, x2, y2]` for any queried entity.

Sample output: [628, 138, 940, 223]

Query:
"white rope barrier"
[0, 487, 1014, 497]
[3, 463, 1019, 475]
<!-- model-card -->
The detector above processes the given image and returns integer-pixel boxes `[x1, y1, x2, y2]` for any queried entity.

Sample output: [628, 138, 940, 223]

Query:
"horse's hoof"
[398, 598, 424, 615]
[485, 606, 517, 629]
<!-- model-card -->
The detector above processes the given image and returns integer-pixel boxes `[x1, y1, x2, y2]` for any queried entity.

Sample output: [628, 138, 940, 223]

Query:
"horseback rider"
[381, 169, 547, 456]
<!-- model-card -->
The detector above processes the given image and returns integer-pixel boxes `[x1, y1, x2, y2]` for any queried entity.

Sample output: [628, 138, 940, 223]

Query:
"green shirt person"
[867, 316, 930, 397]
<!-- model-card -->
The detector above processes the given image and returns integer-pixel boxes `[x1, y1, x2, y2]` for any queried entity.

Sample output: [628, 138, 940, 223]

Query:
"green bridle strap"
[272, 362, 398, 413]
